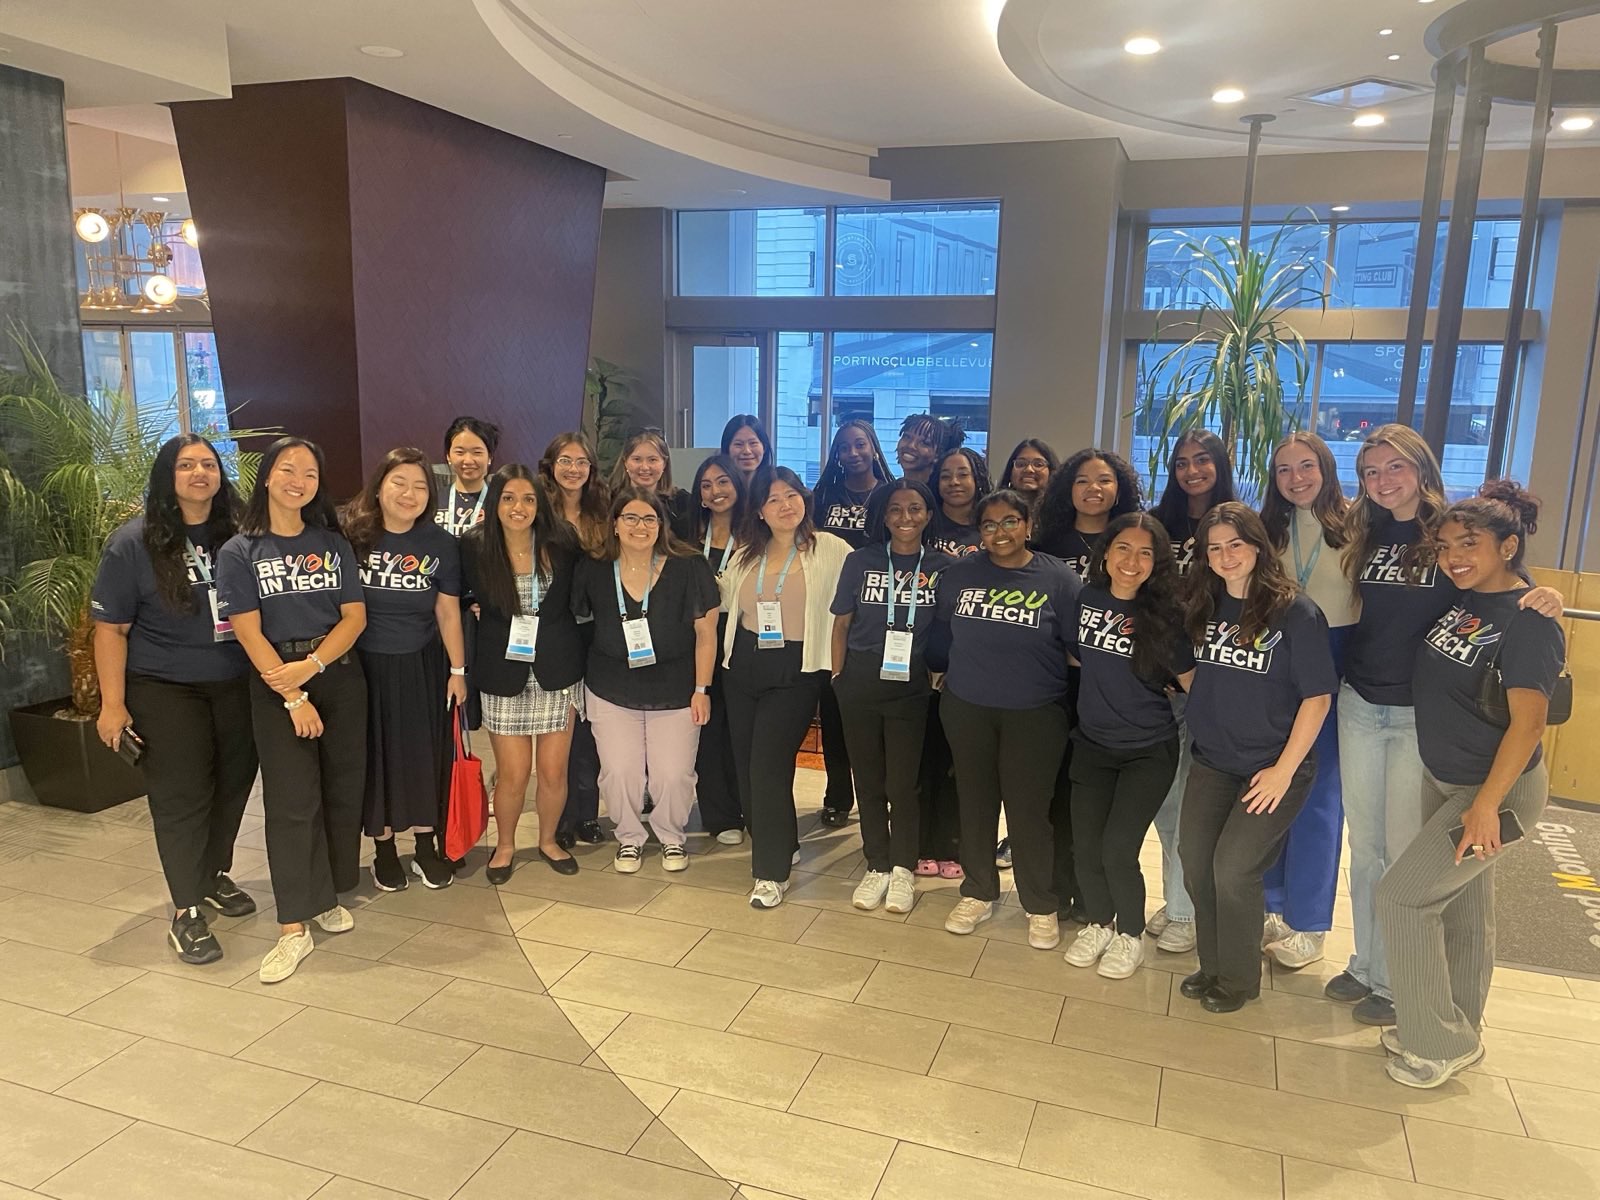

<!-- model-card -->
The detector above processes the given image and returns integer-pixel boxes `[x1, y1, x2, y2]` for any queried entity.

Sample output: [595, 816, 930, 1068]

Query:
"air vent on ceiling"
[1295, 77, 1428, 110]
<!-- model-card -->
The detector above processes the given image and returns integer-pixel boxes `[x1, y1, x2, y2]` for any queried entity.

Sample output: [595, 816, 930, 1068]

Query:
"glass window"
[774, 332, 826, 484]
[1143, 223, 1328, 310]
[687, 340, 761, 448]
[676, 208, 826, 296]
[183, 331, 231, 446]
[81, 329, 124, 412]
[830, 332, 992, 460]
[128, 330, 181, 442]
[832, 203, 999, 296]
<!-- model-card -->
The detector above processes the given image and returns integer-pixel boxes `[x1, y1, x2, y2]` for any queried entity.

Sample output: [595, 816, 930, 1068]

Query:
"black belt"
[273, 636, 351, 666]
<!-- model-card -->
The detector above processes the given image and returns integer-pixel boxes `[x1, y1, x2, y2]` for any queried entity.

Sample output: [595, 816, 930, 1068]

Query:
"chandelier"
[73, 205, 199, 312]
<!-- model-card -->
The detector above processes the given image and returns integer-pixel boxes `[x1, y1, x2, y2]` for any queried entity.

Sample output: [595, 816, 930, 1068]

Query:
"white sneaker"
[1386, 1044, 1485, 1089]
[884, 867, 916, 914]
[715, 829, 745, 846]
[614, 845, 643, 874]
[749, 879, 788, 909]
[1262, 912, 1291, 950]
[1146, 905, 1171, 937]
[1268, 929, 1325, 969]
[1027, 913, 1060, 950]
[661, 844, 688, 873]
[852, 870, 891, 910]
[1063, 923, 1115, 967]
[259, 930, 314, 983]
[791, 848, 801, 866]
[312, 905, 353, 933]
[1156, 919, 1196, 953]
[1097, 933, 1145, 979]
[944, 896, 994, 934]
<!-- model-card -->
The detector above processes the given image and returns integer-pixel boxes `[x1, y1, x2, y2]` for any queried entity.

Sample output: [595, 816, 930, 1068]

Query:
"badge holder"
[505, 613, 539, 662]
[208, 589, 236, 643]
[623, 617, 657, 668]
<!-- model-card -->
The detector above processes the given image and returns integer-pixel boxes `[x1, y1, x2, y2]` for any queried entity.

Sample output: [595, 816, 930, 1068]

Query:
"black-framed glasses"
[979, 516, 1024, 535]
[618, 513, 660, 528]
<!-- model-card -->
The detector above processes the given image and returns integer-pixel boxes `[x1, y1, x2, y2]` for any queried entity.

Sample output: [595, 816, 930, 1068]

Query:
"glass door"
[675, 333, 762, 452]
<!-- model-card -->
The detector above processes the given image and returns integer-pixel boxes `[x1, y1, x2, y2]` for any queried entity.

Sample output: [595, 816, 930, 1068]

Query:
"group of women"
[92, 409, 1567, 1091]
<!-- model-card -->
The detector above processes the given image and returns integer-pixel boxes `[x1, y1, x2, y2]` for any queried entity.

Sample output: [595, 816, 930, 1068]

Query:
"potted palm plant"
[584, 356, 641, 477]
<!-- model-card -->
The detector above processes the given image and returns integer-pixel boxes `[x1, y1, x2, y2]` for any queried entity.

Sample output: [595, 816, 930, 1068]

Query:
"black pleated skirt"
[359, 638, 451, 837]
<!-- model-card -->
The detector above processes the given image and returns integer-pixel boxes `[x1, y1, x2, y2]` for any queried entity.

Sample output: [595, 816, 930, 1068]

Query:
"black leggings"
[819, 679, 854, 813]
[832, 664, 929, 872]
[694, 643, 743, 835]
[917, 693, 960, 861]
[1067, 731, 1180, 936]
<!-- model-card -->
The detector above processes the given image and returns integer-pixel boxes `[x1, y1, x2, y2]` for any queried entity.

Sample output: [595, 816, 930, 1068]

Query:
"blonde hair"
[608, 431, 674, 495]
[1341, 424, 1450, 593]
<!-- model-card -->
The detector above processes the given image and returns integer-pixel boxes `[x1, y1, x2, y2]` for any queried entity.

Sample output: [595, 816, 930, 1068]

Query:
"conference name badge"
[623, 617, 657, 668]
[756, 600, 785, 649]
[208, 589, 236, 643]
[506, 613, 539, 662]
[880, 630, 913, 682]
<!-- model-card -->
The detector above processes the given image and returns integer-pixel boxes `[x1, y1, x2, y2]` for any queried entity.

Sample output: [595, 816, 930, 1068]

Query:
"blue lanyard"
[521, 541, 542, 613]
[757, 543, 799, 599]
[884, 546, 924, 631]
[446, 486, 484, 535]
[613, 555, 660, 618]
[702, 527, 733, 575]
[1290, 516, 1322, 589]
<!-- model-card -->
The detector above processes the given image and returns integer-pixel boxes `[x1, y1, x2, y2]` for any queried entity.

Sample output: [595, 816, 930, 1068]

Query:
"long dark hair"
[1260, 431, 1347, 553]
[600, 485, 697, 560]
[463, 464, 574, 619]
[1152, 431, 1237, 535]
[816, 419, 892, 499]
[864, 478, 938, 545]
[720, 415, 774, 470]
[538, 431, 609, 549]
[997, 438, 1059, 493]
[1443, 480, 1541, 573]
[737, 466, 817, 567]
[342, 447, 438, 559]
[1036, 447, 1142, 547]
[691, 453, 747, 540]
[143, 434, 241, 612]
[239, 437, 339, 536]
[1183, 502, 1298, 645]
[933, 446, 991, 515]
[1085, 512, 1184, 686]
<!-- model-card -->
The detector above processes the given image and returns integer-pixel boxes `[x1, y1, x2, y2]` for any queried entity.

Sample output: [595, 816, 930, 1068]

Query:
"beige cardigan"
[717, 531, 852, 673]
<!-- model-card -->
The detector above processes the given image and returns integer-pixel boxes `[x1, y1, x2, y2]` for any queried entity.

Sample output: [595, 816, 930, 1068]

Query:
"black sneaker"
[169, 907, 223, 964]
[576, 820, 606, 845]
[371, 839, 408, 892]
[411, 836, 454, 890]
[202, 873, 257, 918]
[1324, 970, 1371, 1004]
[819, 808, 850, 828]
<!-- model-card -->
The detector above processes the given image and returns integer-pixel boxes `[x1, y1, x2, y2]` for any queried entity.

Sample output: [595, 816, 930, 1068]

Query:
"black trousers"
[941, 691, 1068, 914]
[917, 692, 960, 861]
[1179, 755, 1317, 993]
[1068, 731, 1180, 936]
[725, 628, 824, 882]
[125, 672, 258, 911]
[1049, 739, 1080, 917]
[250, 658, 367, 925]
[832, 663, 930, 872]
[819, 680, 855, 813]
[694, 643, 743, 835]
[558, 717, 601, 833]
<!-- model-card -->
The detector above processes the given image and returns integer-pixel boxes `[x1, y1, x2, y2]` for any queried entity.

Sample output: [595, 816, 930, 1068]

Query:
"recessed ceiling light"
[1124, 36, 1162, 56]
[151, 196, 169, 203]
[1212, 87, 1245, 104]
[1352, 113, 1386, 128]
[1331, 204, 1351, 212]
[1379, 28, 1393, 36]
[1387, 53, 1401, 61]
[1560, 115, 1595, 131]
[359, 45, 404, 58]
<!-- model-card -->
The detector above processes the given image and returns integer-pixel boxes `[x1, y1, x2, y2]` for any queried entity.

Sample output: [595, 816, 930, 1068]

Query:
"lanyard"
[757, 543, 799, 599]
[613, 555, 660, 618]
[523, 544, 542, 613]
[446, 486, 484, 535]
[185, 539, 213, 585]
[884, 547, 924, 631]
[702, 527, 733, 575]
[1290, 516, 1323, 589]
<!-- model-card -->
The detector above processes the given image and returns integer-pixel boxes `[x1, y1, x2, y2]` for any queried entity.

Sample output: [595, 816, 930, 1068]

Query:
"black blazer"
[461, 539, 584, 696]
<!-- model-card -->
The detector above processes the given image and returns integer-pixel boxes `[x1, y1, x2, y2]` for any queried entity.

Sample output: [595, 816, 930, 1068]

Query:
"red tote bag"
[445, 704, 488, 861]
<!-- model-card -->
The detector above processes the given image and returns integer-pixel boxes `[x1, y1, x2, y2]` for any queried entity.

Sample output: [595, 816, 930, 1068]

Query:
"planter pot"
[7, 699, 145, 813]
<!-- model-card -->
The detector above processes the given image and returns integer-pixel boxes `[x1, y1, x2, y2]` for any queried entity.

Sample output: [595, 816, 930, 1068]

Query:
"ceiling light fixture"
[143, 274, 177, 306]
[1212, 87, 1245, 104]
[1123, 36, 1162, 56]
[151, 195, 169, 203]
[74, 210, 110, 243]
[1331, 204, 1351, 212]
[1379, 28, 1393, 36]
[1352, 113, 1386, 127]
[1560, 115, 1595, 131]
[1387, 53, 1401, 61]
[181, 218, 198, 248]
[359, 45, 405, 58]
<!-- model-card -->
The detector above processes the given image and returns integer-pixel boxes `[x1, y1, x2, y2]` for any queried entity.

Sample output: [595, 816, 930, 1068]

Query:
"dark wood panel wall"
[171, 79, 606, 497]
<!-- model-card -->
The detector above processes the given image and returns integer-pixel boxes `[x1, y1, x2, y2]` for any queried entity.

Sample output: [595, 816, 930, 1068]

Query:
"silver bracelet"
[283, 693, 309, 711]
[309, 652, 327, 674]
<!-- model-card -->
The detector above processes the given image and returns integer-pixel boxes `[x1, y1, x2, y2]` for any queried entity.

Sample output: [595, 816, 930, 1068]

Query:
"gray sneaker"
[1324, 970, 1371, 1003]
[1385, 1044, 1484, 1089]
[1155, 918, 1196, 953]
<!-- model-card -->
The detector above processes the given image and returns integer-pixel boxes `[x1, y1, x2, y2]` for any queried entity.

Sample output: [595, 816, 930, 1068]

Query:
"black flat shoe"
[1180, 970, 1217, 1000]
[819, 808, 850, 828]
[486, 855, 515, 886]
[539, 848, 580, 876]
[1201, 983, 1259, 1014]
[576, 820, 606, 845]
[554, 829, 577, 852]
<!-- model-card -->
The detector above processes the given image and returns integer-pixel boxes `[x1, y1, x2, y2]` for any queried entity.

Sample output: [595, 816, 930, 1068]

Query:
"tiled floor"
[2, 768, 1599, 1200]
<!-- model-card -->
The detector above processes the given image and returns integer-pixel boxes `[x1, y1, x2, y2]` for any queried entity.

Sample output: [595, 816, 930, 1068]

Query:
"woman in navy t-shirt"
[1033, 448, 1143, 580]
[434, 416, 498, 536]
[927, 447, 988, 560]
[1175, 503, 1336, 1013]
[1377, 482, 1565, 1089]
[217, 438, 368, 985]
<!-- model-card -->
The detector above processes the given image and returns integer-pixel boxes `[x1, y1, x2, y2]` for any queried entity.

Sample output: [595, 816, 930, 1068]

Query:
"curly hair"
[1085, 512, 1185, 686]
[1183, 502, 1299, 646]
[1035, 448, 1143, 549]
[1442, 479, 1541, 572]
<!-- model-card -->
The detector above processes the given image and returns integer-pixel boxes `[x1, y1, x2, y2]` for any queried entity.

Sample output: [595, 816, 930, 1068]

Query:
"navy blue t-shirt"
[1039, 527, 1099, 581]
[936, 552, 1082, 710]
[1345, 518, 1454, 706]
[928, 514, 982, 559]
[356, 522, 462, 655]
[831, 545, 955, 674]
[1158, 511, 1201, 577]
[433, 488, 486, 537]
[1186, 592, 1337, 776]
[1413, 588, 1566, 786]
[813, 484, 876, 550]
[90, 517, 248, 683]
[216, 527, 364, 644]
[1068, 585, 1195, 750]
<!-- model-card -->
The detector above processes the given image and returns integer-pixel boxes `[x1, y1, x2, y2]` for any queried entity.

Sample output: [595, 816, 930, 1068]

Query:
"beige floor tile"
[455, 1128, 733, 1200]
[495, 864, 666, 912]
[361, 879, 516, 934]
[1275, 1039, 1525, 1134]
[1270, 956, 1361, 1000]
[1478, 1025, 1600, 1092]
[74, 971, 300, 1055]
[782, 871, 908, 921]
[101, 835, 167, 871]
[629, 1118, 721, 1178]
[86, 919, 280, 987]
[1567, 976, 1600, 1004]
[236, 1007, 476, 1101]
[0, 999, 137, 1090]
[637, 883, 820, 942]
[1407, 1115, 1600, 1198]
[931, 1024, 1159, 1124]
[1021, 1103, 1282, 1200]
[660, 1090, 894, 1200]
[550, 953, 757, 1030]
[59, 1039, 313, 1144]
[230, 947, 450, 1021]
[595, 1013, 819, 1109]
[677, 930, 874, 1001]
[513, 936, 588, 988]
[380, 922, 546, 993]
[555, 998, 631, 1047]
[728, 986, 947, 1074]
[1053, 996, 1276, 1087]
[0, 1180, 41, 1200]
[629, 850, 769, 896]
[1483, 988, 1600, 1044]
[401, 977, 594, 1063]
[295, 909, 431, 961]
[1283, 1157, 1474, 1199]
[0, 851, 150, 902]
[856, 960, 1062, 1042]
[1158, 1068, 1412, 1179]
[797, 909, 981, 975]
[1493, 967, 1573, 997]
[904, 892, 1037, 947]
[0, 1078, 131, 1189]
[793, 833, 868, 879]
[243, 1081, 512, 1200]
[975, 939, 1172, 1015]
[790, 1054, 1035, 1165]
[423, 1044, 655, 1152]
[1510, 1078, 1600, 1149]
[0, 892, 147, 954]
[303, 1179, 420, 1200]
[0, 940, 142, 1014]
[39, 1120, 328, 1200]
[614, 1072, 678, 1115]
[519, 902, 709, 966]
[875, 1142, 1136, 1200]
[5, 819, 149, 861]
[1169, 975, 1385, 1053]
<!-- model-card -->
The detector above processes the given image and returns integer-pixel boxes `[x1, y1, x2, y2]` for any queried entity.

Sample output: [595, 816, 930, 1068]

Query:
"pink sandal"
[937, 860, 964, 880]
[914, 859, 940, 877]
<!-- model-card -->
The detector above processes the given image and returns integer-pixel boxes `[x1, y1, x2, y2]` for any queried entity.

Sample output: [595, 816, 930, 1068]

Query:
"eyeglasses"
[555, 456, 590, 469]
[1013, 459, 1050, 472]
[618, 513, 660, 528]
[979, 516, 1024, 535]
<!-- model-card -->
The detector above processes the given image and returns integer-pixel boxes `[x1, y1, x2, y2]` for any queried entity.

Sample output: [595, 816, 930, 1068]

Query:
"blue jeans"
[1152, 694, 1195, 923]
[1337, 682, 1426, 1001]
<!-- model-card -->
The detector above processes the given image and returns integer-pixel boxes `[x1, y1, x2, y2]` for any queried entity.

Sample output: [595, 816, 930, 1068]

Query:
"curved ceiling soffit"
[473, 0, 891, 198]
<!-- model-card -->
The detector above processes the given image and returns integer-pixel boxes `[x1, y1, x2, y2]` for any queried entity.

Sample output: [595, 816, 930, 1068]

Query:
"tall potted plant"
[1140, 221, 1330, 498]
[583, 356, 641, 477]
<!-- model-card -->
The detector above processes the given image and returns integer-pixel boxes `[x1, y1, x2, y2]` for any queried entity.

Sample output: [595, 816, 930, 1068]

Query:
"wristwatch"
[694, 685, 710, 694]
[449, 666, 467, 677]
